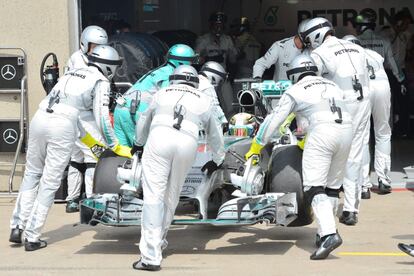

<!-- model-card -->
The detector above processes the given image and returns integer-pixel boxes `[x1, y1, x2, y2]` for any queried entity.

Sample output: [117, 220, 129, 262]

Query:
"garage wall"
[0, 0, 72, 120]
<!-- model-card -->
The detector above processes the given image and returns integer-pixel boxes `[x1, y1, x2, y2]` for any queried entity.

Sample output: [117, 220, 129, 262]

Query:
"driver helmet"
[166, 44, 198, 67]
[228, 113, 258, 137]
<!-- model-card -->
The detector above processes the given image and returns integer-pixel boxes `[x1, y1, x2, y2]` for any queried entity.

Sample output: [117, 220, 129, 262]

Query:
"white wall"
[0, 0, 73, 120]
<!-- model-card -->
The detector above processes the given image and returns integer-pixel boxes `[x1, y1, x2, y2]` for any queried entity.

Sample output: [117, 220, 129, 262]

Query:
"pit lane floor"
[1, 189, 414, 276]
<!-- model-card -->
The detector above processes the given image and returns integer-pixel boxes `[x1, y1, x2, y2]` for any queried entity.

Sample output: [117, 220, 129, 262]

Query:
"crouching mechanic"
[132, 65, 225, 271]
[113, 44, 197, 147]
[9, 45, 123, 251]
[246, 54, 353, 260]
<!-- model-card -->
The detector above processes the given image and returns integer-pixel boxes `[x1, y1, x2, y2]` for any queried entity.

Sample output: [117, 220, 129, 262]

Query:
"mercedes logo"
[1, 64, 17, 81]
[3, 128, 18, 145]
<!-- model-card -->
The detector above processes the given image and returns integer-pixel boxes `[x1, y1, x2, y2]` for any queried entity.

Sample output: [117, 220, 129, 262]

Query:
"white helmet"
[286, 54, 318, 84]
[199, 61, 228, 87]
[342, 35, 362, 46]
[297, 18, 310, 43]
[88, 45, 122, 80]
[169, 65, 199, 88]
[300, 17, 334, 49]
[80, 25, 108, 54]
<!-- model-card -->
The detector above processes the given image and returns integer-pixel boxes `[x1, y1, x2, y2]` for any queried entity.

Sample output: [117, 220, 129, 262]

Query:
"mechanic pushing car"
[9, 45, 123, 251]
[195, 11, 238, 69]
[246, 54, 353, 260]
[113, 44, 198, 148]
[300, 17, 371, 226]
[65, 25, 111, 213]
[131, 65, 225, 271]
[342, 35, 392, 200]
[252, 18, 309, 82]
[354, 10, 406, 194]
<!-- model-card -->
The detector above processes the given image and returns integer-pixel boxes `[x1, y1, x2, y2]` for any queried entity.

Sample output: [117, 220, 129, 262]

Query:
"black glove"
[253, 76, 262, 82]
[131, 144, 144, 159]
[201, 160, 222, 177]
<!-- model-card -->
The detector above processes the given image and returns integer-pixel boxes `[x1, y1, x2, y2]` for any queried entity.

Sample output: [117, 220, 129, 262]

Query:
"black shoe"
[315, 234, 321, 247]
[398, 243, 414, 257]
[361, 188, 371, 199]
[132, 259, 161, 271]
[310, 233, 343, 260]
[9, 227, 23, 244]
[66, 200, 79, 213]
[24, 239, 47, 251]
[339, 211, 358, 226]
[378, 179, 392, 195]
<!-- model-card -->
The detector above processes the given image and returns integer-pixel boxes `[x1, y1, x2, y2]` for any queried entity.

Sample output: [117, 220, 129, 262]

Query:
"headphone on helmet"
[286, 54, 318, 83]
[169, 65, 200, 88]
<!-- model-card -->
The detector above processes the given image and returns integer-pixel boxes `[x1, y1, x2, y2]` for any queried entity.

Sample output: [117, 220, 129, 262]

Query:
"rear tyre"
[93, 150, 128, 194]
[267, 145, 313, 226]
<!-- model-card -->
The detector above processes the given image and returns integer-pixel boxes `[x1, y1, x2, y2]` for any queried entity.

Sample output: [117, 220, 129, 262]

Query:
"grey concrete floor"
[1, 190, 414, 276]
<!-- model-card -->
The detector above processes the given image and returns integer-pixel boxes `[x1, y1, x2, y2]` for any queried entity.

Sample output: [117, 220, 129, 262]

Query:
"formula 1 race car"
[80, 79, 313, 228]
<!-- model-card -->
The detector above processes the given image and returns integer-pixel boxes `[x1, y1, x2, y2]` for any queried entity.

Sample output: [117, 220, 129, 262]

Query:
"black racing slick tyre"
[267, 145, 313, 226]
[93, 149, 129, 194]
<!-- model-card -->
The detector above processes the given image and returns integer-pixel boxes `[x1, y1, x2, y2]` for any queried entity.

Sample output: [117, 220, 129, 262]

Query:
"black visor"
[201, 67, 228, 79]
[300, 21, 332, 41]
[286, 65, 318, 80]
[89, 55, 123, 66]
[169, 74, 199, 84]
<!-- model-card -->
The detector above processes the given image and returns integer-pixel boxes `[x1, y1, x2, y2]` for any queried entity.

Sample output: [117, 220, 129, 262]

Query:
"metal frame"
[0, 47, 28, 196]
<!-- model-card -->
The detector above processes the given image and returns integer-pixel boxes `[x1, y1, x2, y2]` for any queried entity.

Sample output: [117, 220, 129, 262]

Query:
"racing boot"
[9, 226, 23, 244]
[132, 259, 161, 271]
[361, 188, 371, 199]
[339, 211, 358, 226]
[378, 179, 392, 195]
[310, 233, 343, 260]
[398, 243, 414, 257]
[66, 200, 79, 213]
[24, 239, 47, 251]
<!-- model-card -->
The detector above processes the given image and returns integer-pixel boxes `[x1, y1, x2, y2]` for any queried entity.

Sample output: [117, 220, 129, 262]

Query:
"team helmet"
[199, 61, 228, 88]
[80, 25, 108, 54]
[286, 54, 318, 83]
[88, 45, 122, 80]
[166, 44, 198, 67]
[300, 17, 334, 49]
[169, 65, 199, 88]
[297, 18, 310, 42]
